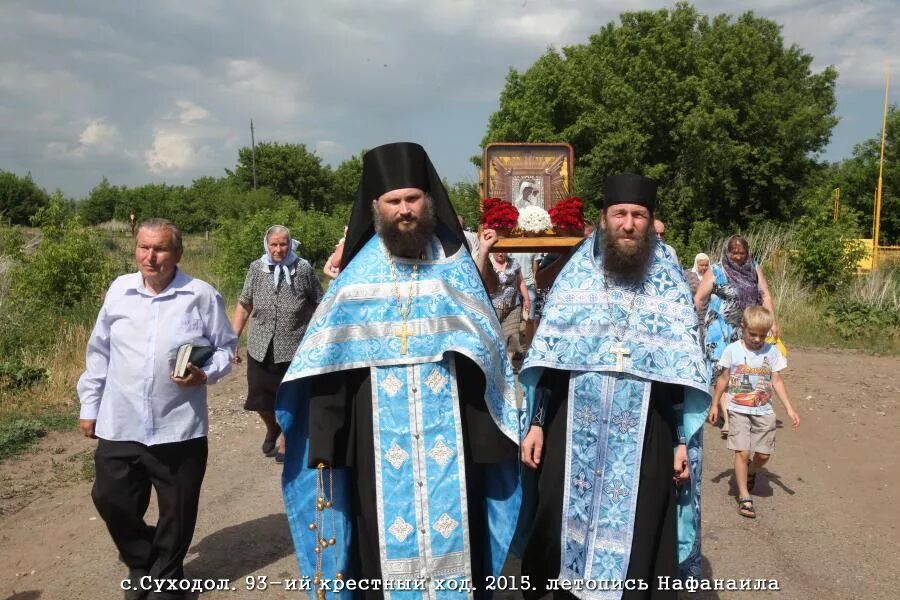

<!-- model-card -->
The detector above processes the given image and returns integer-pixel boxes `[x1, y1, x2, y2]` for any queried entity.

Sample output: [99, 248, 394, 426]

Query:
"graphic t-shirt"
[718, 340, 787, 415]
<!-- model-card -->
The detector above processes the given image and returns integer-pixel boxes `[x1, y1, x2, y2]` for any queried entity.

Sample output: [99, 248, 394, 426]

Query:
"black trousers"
[92, 437, 208, 588]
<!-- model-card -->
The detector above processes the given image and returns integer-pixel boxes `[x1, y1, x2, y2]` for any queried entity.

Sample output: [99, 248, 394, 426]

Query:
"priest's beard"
[602, 225, 655, 284]
[373, 196, 436, 258]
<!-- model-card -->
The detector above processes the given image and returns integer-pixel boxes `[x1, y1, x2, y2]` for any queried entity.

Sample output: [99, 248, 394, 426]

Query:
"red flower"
[480, 198, 519, 229]
[549, 196, 584, 231]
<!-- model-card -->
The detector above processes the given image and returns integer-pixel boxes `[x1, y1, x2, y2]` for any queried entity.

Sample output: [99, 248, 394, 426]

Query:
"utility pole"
[250, 119, 258, 190]
[873, 65, 889, 270]
[832, 188, 840, 222]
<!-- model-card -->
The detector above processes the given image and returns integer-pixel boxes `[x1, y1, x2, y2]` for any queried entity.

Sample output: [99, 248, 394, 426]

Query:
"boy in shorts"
[709, 305, 800, 518]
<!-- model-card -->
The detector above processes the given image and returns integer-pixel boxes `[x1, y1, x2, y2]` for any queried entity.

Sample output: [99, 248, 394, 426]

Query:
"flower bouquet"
[517, 205, 553, 235]
[549, 196, 585, 236]
[480, 198, 519, 235]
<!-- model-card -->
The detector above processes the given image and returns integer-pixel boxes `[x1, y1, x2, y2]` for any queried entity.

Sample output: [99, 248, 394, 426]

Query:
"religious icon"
[513, 178, 544, 210]
[480, 142, 581, 252]
[482, 143, 573, 211]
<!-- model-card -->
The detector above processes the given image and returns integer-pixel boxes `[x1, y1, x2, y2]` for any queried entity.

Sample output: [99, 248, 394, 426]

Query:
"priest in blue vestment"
[276, 142, 523, 599]
[517, 173, 710, 600]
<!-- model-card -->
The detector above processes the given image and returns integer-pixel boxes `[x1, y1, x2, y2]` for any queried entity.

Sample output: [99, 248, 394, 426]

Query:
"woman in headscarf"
[489, 251, 530, 367]
[684, 253, 711, 322]
[230, 225, 324, 461]
[694, 236, 778, 435]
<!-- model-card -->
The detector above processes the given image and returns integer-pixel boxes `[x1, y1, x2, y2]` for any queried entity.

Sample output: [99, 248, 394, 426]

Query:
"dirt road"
[1, 348, 897, 599]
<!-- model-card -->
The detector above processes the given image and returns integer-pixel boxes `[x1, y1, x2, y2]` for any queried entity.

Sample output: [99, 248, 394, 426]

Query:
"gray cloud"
[1, 0, 897, 198]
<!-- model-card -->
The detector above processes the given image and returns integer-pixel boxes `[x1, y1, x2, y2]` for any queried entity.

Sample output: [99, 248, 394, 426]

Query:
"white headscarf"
[260, 225, 300, 287]
[691, 253, 710, 276]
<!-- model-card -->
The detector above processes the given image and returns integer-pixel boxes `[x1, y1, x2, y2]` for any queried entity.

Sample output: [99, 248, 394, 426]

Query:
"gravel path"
[1, 348, 897, 599]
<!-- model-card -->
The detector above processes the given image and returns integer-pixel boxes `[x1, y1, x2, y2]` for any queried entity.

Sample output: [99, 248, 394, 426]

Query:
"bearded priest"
[277, 142, 523, 599]
[517, 173, 710, 600]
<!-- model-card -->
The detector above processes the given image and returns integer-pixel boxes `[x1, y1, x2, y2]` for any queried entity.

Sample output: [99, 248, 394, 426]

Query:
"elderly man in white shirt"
[78, 218, 236, 600]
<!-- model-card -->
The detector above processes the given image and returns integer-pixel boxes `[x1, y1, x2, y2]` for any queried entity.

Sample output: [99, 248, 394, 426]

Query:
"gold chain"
[384, 244, 419, 320]
[384, 244, 420, 354]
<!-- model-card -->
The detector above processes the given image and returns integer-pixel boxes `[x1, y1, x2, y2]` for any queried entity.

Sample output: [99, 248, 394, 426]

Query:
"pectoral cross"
[394, 322, 414, 355]
[610, 344, 631, 373]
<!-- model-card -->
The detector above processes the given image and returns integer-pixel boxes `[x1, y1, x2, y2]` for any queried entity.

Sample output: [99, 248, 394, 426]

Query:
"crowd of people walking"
[77, 142, 796, 600]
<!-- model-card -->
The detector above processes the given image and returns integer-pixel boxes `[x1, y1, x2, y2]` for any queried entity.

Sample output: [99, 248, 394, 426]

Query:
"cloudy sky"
[1, 0, 898, 198]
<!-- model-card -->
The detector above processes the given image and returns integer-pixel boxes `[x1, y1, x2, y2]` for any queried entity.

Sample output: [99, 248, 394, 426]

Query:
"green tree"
[214, 186, 293, 223]
[0, 171, 50, 225]
[78, 177, 121, 225]
[824, 106, 900, 245]
[481, 2, 837, 245]
[227, 142, 334, 212]
[330, 152, 364, 209]
[446, 180, 481, 230]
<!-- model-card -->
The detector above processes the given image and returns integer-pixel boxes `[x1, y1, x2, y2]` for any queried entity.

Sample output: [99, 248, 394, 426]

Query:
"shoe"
[124, 569, 149, 600]
[262, 438, 278, 457]
[275, 451, 285, 464]
[737, 497, 756, 519]
[124, 587, 149, 600]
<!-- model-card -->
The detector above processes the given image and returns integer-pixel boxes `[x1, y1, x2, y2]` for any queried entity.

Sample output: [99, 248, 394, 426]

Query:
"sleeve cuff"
[79, 402, 100, 420]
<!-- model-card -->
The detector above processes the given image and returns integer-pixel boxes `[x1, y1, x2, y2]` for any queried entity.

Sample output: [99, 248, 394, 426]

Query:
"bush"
[791, 215, 865, 291]
[0, 418, 46, 460]
[0, 225, 25, 259]
[0, 410, 78, 461]
[0, 359, 48, 390]
[825, 297, 900, 338]
[0, 198, 127, 369]
[676, 219, 722, 268]
[9, 225, 124, 312]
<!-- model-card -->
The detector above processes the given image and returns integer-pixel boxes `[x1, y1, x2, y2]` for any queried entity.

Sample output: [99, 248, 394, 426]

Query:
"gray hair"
[265, 224, 291, 242]
[138, 218, 183, 255]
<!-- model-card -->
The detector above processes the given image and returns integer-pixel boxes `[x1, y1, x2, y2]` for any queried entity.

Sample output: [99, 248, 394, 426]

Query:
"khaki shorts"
[726, 410, 776, 455]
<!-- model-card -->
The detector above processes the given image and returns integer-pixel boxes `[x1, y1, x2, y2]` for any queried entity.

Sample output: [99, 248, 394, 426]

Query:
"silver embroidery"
[424, 368, 448, 394]
[427, 437, 455, 467]
[385, 441, 409, 470]
[380, 372, 403, 397]
[433, 513, 459, 539]
[388, 516, 414, 542]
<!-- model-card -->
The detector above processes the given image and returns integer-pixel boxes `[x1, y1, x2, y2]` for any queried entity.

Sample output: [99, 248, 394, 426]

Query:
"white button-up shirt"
[77, 269, 237, 445]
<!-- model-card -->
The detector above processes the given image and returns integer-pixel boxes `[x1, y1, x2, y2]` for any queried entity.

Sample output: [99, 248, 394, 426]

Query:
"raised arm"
[694, 269, 714, 312]
[756, 265, 779, 337]
[476, 229, 499, 295]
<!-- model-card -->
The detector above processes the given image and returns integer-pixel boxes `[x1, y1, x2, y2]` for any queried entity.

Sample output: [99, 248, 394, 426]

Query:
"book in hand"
[173, 344, 215, 378]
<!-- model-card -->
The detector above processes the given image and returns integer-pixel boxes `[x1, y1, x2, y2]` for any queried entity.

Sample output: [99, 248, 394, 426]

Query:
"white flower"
[517, 205, 552, 233]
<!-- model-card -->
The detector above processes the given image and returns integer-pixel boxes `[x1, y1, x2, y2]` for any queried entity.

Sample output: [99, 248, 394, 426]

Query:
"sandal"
[737, 497, 756, 519]
[720, 425, 729, 440]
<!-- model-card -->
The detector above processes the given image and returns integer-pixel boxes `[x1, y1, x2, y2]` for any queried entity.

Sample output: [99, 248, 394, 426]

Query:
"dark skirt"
[244, 346, 290, 412]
